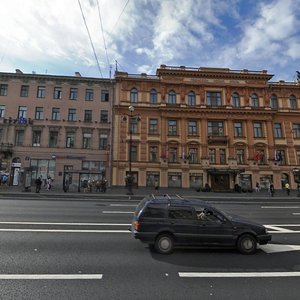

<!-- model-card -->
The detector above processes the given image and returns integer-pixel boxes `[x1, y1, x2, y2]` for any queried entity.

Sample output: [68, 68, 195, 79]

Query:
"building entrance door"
[211, 174, 230, 191]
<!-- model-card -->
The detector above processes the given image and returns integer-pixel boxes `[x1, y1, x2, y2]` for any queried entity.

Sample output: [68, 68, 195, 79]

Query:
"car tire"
[154, 234, 174, 254]
[237, 234, 257, 254]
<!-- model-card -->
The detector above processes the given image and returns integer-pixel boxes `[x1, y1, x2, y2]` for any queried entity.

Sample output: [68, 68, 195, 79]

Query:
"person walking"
[269, 183, 275, 197]
[35, 177, 42, 193]
[255, 182, 260, 192]
[285, 182, 290, 196]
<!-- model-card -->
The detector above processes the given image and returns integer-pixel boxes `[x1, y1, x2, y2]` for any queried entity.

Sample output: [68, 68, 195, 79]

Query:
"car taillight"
[133, 221, 140, 231]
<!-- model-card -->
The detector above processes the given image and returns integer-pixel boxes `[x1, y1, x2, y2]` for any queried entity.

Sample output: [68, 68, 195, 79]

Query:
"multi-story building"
[0, 69, 113, 191]
[113, 65, 300, 192]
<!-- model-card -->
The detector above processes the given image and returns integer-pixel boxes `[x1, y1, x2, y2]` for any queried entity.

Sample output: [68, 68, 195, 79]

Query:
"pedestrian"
[101, 178, 107, 193]
[96, 180, 101, 192]
[46, 177, 52, 190]
[269, 183, 275, 197]
[285, 182, 290, 196]
[35, 177, 42, 193]
[255, 182, 260, 192]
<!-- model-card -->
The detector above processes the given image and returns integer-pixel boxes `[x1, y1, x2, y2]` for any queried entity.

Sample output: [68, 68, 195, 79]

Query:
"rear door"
[167, 206, 199, 245]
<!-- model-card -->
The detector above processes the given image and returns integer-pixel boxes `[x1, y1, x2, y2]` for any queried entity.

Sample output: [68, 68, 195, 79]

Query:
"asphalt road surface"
[0, 195, 299, 300]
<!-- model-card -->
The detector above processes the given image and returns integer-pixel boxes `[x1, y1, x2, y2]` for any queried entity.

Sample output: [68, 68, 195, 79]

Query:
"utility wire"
[96, 0, 110, 74]
[110, 0, 130, 34]
[78, 0, 103, 77]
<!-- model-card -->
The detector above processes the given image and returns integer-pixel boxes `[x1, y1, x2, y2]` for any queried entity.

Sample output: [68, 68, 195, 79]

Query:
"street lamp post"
[123, 105, 139, 195]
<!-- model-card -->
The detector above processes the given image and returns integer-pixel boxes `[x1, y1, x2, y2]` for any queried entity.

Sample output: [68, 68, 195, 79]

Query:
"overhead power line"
[78, 0, 103, 77]
[96, 0, 110, 73]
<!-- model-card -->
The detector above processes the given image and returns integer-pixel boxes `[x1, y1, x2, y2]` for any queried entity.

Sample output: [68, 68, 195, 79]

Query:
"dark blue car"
[130, 194, 271, 255]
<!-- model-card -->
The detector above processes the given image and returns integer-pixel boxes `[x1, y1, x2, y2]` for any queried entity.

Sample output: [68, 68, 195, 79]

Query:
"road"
[0, 194, 299, 300]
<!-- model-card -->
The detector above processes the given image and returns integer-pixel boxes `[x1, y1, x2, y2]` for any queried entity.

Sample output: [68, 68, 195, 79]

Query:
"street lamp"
[122, 105, 140, 195]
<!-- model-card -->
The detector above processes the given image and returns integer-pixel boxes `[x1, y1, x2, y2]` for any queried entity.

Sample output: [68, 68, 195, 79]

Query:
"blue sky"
[0, 0, 299, 81]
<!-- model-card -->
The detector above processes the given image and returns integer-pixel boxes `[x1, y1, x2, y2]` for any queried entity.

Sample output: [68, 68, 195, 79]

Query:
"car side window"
[196, 209, 220, 223]
[168, 208, 195, 220]
[142, 206, 166, 218]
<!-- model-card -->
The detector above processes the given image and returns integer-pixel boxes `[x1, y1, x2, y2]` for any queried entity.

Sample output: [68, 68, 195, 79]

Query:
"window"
[149, 119, 158, 134]
[168, 120, 177, 135]
[289, 95, 297, 110]
[20, 85, 29, 97]
[168, 90, 176, 104]
[297, 150, 300, 165]
[270, 94, 278, 109]
[100, 110, 108, 123]
[187, 91, 195, 106]
[0, 105, 5, 117]
[236, 149, 245, 164]
[85, 89, 94, 101]
[69, 88, 78, 100]
[99, 131, 108, 150]
[130, 118, 139, 134]
[37, 86, 45, 98]
[253, 122, 263, 138]
[35, 107, 44, 120]
[275, 150, 286, 165]
[52, 108, 60, 120]
[274, 123, 283, 138]
[209, 149, 216, 164]
[220, 149, 226, 164]
[257, 149, 265, 164]
[188, 147, 198, 164]
[234, 122, 243, 137]
[32, 130, 42, 147]
[66, 132, 75, 148]
[130, 88, 138, 103]
[150, 89, 157, 104]
[84, 110, 92, 122]
[18, 106, 27, 118]
[83, 132, 92, 149]
[251, 93, 259, 107]
[206, 91, 222, 106]
[208, 121, 224, 136]
[143, 206, 165, 218]
[15, 130, 24, 146]
[101, 90, 109, 102]
[0, 84, 8, 96]
[168, 147, 178, 163]
[168, 208, 194, 220]
[188, 120, 197, 136]
[293, 124, 300, 138]
[232, 93, 240, 107]
[53, 87, 62, 99]
[149, 146, 158, 162]
[130, 145, 138, 161]
[68, 109, 76, 121]
[49, 131, 58, 147]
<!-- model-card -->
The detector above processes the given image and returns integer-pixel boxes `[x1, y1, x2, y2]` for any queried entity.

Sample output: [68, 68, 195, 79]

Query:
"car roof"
[142, 194, 211, 209]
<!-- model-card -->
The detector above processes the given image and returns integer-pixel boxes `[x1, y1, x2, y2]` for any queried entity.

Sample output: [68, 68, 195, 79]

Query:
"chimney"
[75, 72, 81, 77]
[15, 69, 23, 74]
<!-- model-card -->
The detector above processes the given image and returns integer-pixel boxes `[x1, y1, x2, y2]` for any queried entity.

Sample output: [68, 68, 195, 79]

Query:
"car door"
[167, 206, 199, 245]
[196, 208, 235, 246]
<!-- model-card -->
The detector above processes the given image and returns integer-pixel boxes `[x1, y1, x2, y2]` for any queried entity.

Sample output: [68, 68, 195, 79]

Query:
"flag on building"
[254, 151, 261, 161]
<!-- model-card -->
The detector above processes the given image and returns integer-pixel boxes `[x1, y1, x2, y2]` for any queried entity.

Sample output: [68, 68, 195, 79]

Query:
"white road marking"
[0, 222, 130, 226]
[259, 244, 300, 253]
[179, 272, 300, 278]
[264, 225, 293, 232]
[0, 229, 130, 233]
[110, 204, 137, 207]
[266, 224, 300, 227]
[293, 213, 300, 215]
[102, 211, 134, 214]
[0, 274, 103, 280]
[261, 206, 300, 209]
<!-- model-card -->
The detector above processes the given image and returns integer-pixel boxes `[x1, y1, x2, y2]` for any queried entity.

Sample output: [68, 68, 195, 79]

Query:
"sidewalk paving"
[0, 185, 299, 200]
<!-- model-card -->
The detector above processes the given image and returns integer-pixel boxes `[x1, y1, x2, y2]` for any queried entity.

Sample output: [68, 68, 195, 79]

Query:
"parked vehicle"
[130, 194, 271, 255]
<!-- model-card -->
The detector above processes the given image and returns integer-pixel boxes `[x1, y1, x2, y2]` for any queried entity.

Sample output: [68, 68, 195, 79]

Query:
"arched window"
[232, 92, 240, 107]
[168, 90, 176, 104]
[187, 91, 195, 106]
[130, 88, 138, 103]
[289, 95, 297, 110]
[251, 93, 259, 107]
[149, 89, 157, 104]
[270, 94, 278, 109]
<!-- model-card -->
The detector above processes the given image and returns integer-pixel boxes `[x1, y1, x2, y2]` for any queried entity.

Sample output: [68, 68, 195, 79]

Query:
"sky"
[0, 0, 299, 81]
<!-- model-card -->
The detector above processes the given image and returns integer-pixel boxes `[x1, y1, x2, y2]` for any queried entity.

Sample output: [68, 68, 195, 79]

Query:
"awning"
[207, 168, 245, 174]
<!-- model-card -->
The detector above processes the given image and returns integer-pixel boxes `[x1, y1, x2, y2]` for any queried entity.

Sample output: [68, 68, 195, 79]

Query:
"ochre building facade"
[113, 65, 300, 191]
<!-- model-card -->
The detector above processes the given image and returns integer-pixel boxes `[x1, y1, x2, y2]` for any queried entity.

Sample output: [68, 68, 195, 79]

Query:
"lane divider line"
[179, 272, 300, 278]
[0, 274, 103, 280]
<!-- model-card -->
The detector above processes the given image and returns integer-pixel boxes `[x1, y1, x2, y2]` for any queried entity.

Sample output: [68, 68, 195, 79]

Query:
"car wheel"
[237, 234, 257, 254]
[155, 234, 174, 254]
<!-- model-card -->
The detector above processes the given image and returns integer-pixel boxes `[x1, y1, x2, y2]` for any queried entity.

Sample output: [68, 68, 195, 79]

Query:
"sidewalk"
[0, 184, 299, 200]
